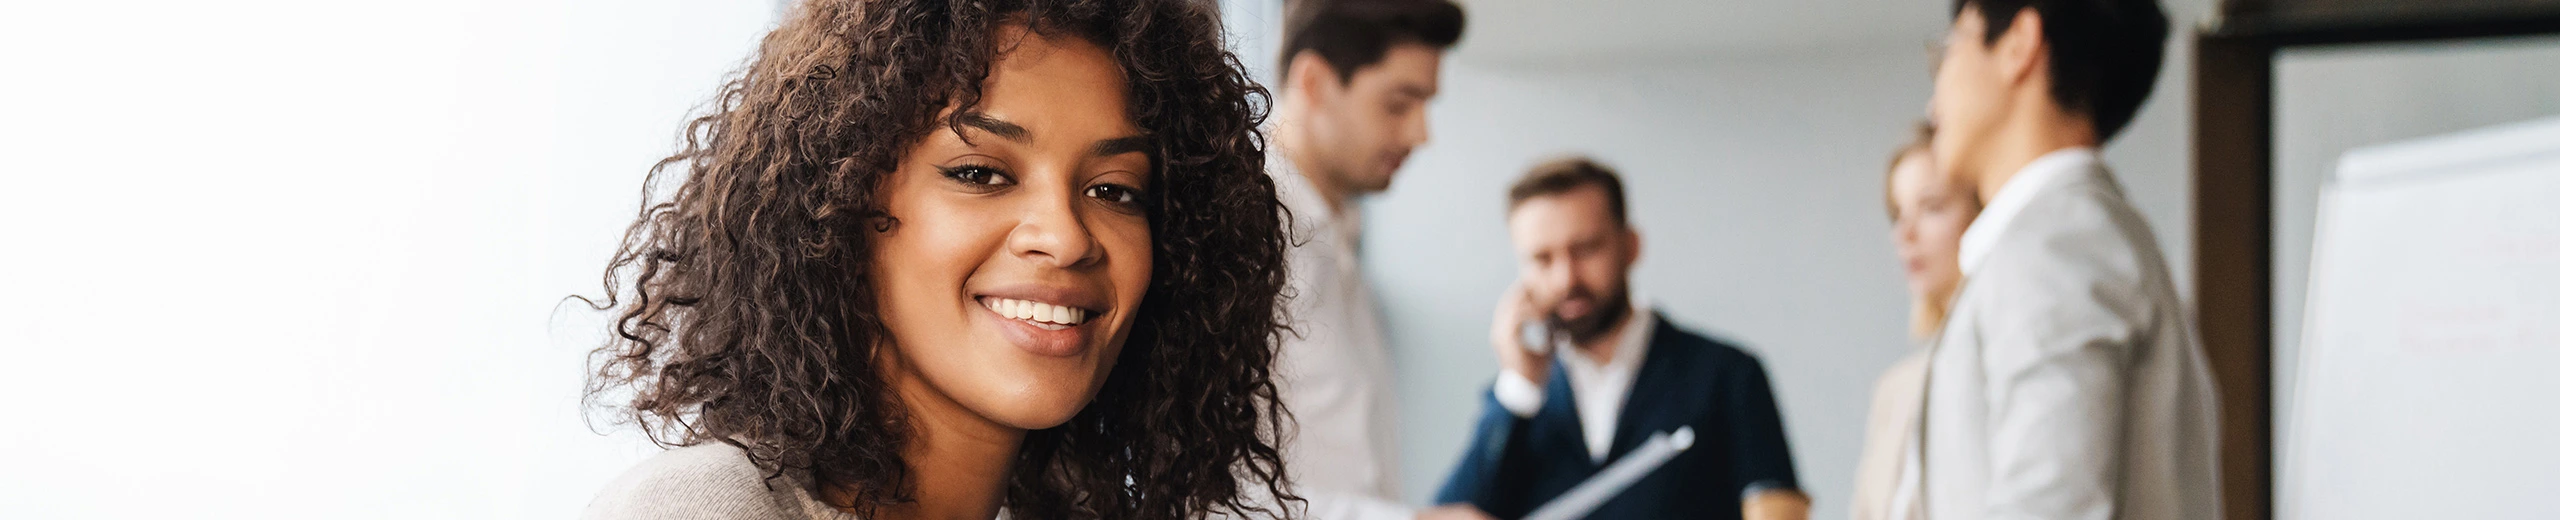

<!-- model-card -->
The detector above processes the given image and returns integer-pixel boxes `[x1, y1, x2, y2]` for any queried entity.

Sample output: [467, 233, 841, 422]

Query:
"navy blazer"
[1434, 313, 1800, 520]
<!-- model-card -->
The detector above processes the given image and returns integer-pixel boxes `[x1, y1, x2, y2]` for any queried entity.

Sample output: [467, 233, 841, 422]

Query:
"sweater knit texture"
[584, 443, 861, 520]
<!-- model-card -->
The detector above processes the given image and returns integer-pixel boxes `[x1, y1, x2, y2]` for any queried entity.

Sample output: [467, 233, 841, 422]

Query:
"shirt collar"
[1269, 147, 1362, 249]
[1957, 147, 2098, 275]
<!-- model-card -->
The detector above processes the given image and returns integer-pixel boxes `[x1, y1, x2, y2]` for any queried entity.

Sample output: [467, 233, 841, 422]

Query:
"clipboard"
[1520, 426, 1695, 520]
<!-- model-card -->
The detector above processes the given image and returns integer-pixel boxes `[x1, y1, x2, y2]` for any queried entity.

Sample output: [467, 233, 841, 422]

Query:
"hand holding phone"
[1491, 282, 1556, 387]
[1519, 318, 1554, 356]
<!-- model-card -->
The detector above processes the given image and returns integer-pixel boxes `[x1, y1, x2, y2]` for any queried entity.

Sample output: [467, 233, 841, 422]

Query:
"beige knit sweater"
[584, 443, 861, 520]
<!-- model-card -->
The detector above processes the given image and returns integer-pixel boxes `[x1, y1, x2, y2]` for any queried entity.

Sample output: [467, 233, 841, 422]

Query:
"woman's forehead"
[972, 25, 1140, 143]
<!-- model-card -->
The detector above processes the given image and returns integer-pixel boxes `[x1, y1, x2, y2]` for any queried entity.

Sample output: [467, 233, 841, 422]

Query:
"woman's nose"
[1006, 188, 1101, 269]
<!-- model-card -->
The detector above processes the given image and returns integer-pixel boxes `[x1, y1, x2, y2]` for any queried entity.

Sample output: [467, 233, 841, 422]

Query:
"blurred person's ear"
[1991, 8, 2048, 94]
[1621, 226, 1643, 269]
[1286, 50, 1343, 106]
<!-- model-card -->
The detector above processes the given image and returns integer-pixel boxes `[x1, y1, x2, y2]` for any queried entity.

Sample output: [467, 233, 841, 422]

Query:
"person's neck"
[1972, 104, 2101, 204]
[1573, 306, 1638, 366]
[1271, 108, 1353, 214]
[865, 362, 1022, 520]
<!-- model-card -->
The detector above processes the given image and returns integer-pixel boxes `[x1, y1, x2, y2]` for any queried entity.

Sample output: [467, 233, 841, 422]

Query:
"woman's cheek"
[1933, 212, 1969, 241]
[1109, 221, 1152, 335]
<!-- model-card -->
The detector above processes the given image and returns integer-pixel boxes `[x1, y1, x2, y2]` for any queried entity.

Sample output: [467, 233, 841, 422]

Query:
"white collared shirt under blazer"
[1262, 159, 1411, 520]
[1916, 148, 2224, 520]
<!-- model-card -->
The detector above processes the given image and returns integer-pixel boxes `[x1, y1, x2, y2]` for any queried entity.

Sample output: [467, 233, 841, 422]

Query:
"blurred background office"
[3, 0, 2557, 519]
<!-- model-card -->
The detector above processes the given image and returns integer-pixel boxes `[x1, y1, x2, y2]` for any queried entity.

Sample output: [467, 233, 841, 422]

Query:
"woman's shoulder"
[584, 442, 836, 520]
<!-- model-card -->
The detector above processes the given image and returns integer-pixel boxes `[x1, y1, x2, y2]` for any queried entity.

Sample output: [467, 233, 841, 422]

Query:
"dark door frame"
[2190, 3, 2560, 519]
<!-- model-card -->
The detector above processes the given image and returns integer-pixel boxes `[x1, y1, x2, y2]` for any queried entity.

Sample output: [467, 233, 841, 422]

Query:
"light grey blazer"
[1919, 155, 2224, 520]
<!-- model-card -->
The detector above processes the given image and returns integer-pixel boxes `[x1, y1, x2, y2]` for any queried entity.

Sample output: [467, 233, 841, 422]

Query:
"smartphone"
[1519, 317, 1556, 355]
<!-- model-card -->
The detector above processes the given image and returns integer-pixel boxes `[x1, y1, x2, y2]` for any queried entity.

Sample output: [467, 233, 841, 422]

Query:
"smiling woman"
[577, 0, 1291, 519]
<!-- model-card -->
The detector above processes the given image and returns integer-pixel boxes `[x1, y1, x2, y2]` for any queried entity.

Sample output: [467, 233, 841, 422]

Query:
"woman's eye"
[1085, 184, 1145, 205]
[938, 165, 1014, 187]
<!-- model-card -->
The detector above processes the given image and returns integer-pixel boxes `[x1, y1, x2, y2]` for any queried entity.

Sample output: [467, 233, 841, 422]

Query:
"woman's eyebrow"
[1092, 135, 1152, 157]
[952, 112, 1030, 143]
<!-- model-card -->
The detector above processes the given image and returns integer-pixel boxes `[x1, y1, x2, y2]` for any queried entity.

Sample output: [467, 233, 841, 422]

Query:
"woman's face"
[872, 25, 1153, 431]
[1888, 151, 1980, 303]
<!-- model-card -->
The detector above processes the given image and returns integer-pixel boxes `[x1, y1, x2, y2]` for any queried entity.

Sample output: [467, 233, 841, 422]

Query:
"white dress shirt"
[1957, 148, 2093, 275]
[1916, 147, 2224, 520]
[1268, 160, 1412, 520]
[1888, 440, 1922, 520]
[1491, 303, 1657, 463]
[1846, 346, 1927, 520]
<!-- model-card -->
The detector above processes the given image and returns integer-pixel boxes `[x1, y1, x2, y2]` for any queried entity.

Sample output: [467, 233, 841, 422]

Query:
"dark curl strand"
[580, 0, 1296, 518]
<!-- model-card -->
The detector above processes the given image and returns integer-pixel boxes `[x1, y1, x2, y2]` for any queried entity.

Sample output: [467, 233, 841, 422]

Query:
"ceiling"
[1455, 0, 1950, 64]
[1453, 0, 2216, 65]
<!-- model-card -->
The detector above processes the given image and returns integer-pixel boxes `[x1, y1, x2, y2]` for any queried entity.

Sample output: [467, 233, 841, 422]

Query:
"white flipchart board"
[2282, 115, 2560, 520]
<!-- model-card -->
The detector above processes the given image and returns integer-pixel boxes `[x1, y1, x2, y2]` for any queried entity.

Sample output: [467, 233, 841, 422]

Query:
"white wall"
[1366, 35, 2200, 517]
[2268, 34, 2560, 489]
[0, 1, 772, 518]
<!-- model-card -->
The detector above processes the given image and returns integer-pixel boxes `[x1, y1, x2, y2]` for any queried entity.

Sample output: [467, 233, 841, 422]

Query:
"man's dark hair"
[1278, 0, 1465, 86]
[1955, 0, 2168, 141]
[1507, 156, 1628, 226]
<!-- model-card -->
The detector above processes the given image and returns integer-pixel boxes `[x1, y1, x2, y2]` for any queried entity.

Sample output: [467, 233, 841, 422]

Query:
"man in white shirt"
[1265, 1, 1483, 519]
[1905, 0, 2223, 518]
[1435, 157, 1809, 520]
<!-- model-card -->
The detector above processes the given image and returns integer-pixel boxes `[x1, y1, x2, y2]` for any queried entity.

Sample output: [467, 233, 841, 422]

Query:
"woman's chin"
[956, 373, 1107, 430]
[976, 394, 1091, 430]
[922, 332, 1123, 432]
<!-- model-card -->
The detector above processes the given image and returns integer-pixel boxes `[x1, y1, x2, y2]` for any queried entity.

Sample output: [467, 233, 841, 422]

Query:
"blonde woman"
[1849, 125, 1980, 520]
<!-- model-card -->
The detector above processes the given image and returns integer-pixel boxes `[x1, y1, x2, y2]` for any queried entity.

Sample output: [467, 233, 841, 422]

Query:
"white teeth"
[980, 297, 1087, 326]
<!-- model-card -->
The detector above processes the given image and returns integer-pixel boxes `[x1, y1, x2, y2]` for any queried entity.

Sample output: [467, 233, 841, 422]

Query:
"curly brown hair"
[581, 0, 1295, 518]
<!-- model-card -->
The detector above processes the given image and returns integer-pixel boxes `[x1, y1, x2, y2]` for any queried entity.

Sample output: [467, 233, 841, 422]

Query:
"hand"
[1417, 504, 1496, 520]
[1741, 489, 1811, 520]
[1489, 282, 1552, 387]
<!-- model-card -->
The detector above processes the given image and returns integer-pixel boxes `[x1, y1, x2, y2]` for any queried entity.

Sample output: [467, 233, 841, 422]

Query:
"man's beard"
[1551, 286, 1633, 345]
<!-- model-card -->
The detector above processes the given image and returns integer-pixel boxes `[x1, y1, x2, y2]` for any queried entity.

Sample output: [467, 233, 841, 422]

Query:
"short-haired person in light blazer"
[1913, 0, 2223, 518]
[1435, 157, 1810, 520]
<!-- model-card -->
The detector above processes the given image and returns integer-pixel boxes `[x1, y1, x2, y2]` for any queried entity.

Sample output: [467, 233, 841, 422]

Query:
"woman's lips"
[977, 295, 1096, 358]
